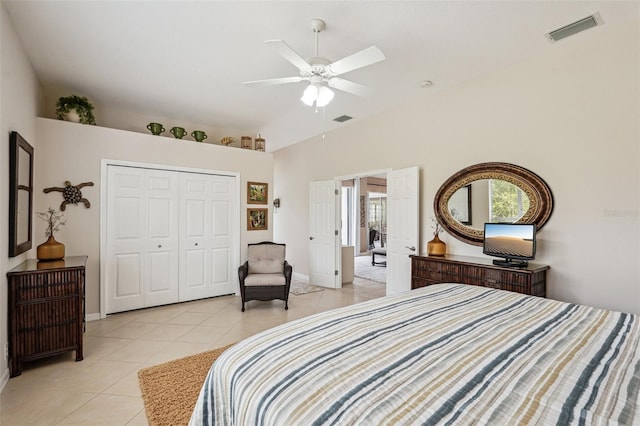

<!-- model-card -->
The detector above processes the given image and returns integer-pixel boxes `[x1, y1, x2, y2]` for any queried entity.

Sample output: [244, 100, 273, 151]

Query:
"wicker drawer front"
[482, 270, 531, 294]
[461, 265, 484, 286]
[16, 298, 80, 358]
[15, 270, 81, 302]
[412, 257, 462, 283]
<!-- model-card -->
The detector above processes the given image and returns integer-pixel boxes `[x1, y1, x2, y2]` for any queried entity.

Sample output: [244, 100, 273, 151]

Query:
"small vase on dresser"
[35, 207, 67, 261]
[427, 234, 446, 256]
[37, 235, 65, 261]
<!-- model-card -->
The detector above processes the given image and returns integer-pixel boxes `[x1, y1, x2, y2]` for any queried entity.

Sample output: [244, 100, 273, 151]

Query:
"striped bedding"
[190, 284, 640, 425]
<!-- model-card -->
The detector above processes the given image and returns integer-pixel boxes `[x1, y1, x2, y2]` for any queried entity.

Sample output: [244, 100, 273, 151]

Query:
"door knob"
[405, 246, 416, 251]
[157, 245, 162, 248]
[309, 237, 314, 240]
[195, 243, 198, 246]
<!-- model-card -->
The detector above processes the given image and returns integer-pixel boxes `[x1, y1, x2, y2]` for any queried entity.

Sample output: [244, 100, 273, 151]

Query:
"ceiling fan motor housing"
[310, 19, 326, 33]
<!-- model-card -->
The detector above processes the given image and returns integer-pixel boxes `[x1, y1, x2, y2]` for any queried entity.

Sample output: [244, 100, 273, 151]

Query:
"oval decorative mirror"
[434, 162, 553, 246]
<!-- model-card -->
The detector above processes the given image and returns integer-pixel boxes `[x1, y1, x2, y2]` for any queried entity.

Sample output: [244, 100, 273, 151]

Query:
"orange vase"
[37, 235, 65, 261]
[427, 234, 446, 256]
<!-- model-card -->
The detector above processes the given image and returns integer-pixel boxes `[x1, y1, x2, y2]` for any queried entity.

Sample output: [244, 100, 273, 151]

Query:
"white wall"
[0, 2, 44, 387]
[35, 118, 274, 317]
[274, 18, 640, 314]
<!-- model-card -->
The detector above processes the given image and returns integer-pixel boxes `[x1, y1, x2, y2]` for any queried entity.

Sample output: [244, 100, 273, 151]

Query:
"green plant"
[55, 95, 96, 125]
[36, 207, 66, 238]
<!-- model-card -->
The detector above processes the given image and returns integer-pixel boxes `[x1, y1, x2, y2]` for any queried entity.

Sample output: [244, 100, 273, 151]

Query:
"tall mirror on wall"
[9, 131, 34, 257]
[434, 162, 553, 246]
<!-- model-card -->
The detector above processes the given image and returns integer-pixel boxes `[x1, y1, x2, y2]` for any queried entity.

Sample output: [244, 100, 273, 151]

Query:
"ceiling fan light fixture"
[301, 84, 318, 106]
[300, 84, 334, 107]
[316, 86, 334, 107]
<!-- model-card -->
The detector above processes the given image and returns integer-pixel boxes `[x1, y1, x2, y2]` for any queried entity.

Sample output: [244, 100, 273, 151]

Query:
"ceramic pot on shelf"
[191, 130, 207, 142]
[427, 234, 446, 256]
[37, 235, 65, 261]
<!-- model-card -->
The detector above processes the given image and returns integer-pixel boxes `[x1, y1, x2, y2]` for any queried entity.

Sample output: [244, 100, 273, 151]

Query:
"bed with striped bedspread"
[190, 283, 640, 425]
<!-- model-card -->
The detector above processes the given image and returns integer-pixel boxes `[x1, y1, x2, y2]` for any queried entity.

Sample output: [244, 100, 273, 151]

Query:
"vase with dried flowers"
[427, 217, 446, 256]
[36, 207, 66, 261]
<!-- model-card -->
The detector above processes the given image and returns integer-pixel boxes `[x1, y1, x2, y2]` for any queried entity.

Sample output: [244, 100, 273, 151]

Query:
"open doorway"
[341, 174, 387, 285]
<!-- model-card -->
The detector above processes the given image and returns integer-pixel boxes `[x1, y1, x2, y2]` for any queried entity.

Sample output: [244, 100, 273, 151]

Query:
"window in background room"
[368, 192, 387, 248]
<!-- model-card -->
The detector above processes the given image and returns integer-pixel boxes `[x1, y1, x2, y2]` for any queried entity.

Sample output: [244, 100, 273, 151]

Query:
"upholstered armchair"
[238, 241, 293, 312]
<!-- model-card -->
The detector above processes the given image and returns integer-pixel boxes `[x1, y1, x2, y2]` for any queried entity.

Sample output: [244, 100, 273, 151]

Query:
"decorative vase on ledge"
[427, 234, 446, 256]
[37, 235, 65, 261]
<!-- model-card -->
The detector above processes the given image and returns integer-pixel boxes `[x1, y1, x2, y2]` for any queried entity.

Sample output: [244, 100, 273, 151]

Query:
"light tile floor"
[0, 278, 385, 425]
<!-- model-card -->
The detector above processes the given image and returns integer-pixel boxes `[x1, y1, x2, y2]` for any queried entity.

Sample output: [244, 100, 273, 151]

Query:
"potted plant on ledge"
[55, 95, 96, 125]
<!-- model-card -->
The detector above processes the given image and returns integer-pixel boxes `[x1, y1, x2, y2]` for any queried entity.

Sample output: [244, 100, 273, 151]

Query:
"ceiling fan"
[242, 19, 385, 107]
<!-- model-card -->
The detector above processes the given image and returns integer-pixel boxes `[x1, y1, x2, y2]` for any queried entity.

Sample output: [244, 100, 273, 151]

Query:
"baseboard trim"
[86, 313, 101, 322]
[0, 367, 9, 394]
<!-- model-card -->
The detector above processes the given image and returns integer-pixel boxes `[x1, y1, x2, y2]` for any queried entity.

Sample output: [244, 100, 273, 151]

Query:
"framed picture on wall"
[247, 208, 268, 231]
[247, 182, 268, 204]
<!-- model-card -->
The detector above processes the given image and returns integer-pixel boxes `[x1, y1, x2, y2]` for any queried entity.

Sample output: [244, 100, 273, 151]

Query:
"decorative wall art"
[247, 182, 268, 204]
[247, 208, 268, 231]
[43, 180, 94, 211]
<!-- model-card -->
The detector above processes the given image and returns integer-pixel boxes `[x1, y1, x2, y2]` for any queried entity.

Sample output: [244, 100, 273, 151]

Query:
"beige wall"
[35, 118, 274, 318]
[0, 3, 44, 385]
[274, 19, 640, 314]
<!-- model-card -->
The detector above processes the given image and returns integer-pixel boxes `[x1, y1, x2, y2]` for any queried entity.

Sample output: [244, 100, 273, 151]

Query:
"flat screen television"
[483, 223, 536, 268]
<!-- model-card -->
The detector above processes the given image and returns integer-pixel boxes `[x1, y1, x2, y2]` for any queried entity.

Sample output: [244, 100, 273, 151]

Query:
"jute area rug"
[138, 344, 234, 426]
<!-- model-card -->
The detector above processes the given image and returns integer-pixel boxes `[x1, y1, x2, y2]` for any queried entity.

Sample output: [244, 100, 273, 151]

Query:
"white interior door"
[309, 180, 341, 288]
[106, 166, 180, 313]
[179, 173, 236, 301]
[386, 166, 419, 295]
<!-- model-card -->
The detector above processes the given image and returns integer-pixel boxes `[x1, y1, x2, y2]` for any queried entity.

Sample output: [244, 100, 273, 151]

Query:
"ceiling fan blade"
[265, 40, 312, 72]
[326, 46, 385, 76]
[243, 76, 303, 87]
[328, 77, 372, 97]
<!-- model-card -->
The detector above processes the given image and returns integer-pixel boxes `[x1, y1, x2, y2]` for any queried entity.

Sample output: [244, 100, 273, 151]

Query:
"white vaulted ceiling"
[3, 1, 637, 151]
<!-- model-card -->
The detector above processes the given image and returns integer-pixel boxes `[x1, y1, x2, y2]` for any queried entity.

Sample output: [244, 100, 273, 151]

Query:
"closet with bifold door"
[104, 164, 238, 314]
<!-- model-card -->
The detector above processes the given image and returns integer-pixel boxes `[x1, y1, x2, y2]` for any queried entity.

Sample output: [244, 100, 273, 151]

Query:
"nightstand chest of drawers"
[7, 256, 87, 377]
[411, 254, 548, 297]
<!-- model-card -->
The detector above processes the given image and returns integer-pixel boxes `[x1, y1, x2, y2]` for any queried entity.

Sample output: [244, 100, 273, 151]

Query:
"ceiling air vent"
[333, 115, 352, 123]
[545, 13, 603, 43]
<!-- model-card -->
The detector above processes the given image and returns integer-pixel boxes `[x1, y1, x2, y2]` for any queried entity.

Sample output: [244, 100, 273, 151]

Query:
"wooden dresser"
[7, 256, 87, 377]
[411, 254, 548, 297]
